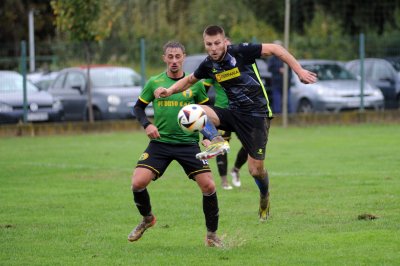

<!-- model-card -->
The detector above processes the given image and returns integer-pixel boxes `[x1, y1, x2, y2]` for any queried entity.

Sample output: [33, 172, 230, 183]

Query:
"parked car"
[290, 60, 384, 113]
[384, 56, 400, 73]
[0, 71, 64, 124]
[27, 71, 59, 91]
[345, 58, 400, 109]
[183, 54, 271, 104]
[47, 65, 153, 121]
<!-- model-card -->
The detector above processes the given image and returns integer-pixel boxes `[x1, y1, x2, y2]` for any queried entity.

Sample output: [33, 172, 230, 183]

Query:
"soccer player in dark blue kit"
[155, 25, 317, 221]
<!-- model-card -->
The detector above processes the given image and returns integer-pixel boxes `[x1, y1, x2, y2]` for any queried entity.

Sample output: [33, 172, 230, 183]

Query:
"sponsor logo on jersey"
[182, 89, 193, 98]
[215, 67, 240, 82]
[157, 100, 193, 107]
[139, 152, 149, 161]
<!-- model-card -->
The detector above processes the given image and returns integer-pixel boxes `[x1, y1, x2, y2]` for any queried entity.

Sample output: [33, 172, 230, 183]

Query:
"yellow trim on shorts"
[188, 168, 211, 179]
[136, 164, 160, 176]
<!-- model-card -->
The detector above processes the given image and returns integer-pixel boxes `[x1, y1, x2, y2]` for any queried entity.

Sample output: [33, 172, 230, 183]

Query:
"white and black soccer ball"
[177, 104, 207, 132]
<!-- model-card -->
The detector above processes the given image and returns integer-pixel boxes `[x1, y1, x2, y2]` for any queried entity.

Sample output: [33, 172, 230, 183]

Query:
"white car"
[290, 60, 384, 113]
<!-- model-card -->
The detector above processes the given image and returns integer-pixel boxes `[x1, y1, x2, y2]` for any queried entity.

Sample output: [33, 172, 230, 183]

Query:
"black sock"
[133, 188, 152, 217]
[203, 191, 219, 232]
[216, 153, 228, 176]
[234, 147, 248, 169]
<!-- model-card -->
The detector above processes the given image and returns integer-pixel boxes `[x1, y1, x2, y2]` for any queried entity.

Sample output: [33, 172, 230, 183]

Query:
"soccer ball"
[177, 104, 207, 132]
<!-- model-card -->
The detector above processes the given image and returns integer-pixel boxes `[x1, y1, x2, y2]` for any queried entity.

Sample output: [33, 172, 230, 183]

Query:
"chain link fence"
[1, 33, 399, 124]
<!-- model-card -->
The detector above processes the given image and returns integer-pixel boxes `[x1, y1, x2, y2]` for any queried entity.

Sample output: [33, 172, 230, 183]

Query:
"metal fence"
[1, 33, 399, 125]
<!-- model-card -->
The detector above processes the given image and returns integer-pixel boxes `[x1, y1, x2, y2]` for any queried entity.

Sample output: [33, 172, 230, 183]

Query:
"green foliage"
[51, 0, 115, 42]
[229, 13, 279, 43]
[0, 123, 399, 264]
[291, 7, 356, 60]
[2, 0, 400, 70]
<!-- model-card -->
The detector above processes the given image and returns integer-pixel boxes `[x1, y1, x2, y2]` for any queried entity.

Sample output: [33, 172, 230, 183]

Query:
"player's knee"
[202, 180, 216, 194]
[131, 177, 147, 191]
[248, 167, 265, 179]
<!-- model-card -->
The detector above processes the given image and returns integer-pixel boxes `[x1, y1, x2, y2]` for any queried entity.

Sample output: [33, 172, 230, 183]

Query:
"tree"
[51, 0, 116, 122]
[291, 6, 355, 60]
[0, 0, 55, 70]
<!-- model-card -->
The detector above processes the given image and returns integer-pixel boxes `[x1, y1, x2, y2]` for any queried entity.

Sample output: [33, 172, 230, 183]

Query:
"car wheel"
[297, 99, 314, 113]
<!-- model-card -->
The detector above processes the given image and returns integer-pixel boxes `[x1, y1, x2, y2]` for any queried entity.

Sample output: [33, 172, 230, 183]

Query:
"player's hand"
[145, 124, 160, 139]
[154, 87, 171, 98]
[201, 139, 211, 147]
[298, 69, 317, 84]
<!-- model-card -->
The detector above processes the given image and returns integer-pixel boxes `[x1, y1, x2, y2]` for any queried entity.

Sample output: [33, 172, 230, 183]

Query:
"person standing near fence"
[267, 40, 292, 114]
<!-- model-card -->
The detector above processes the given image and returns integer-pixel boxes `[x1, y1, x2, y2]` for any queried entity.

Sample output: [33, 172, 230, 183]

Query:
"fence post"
[20, 41, 28, 123]
[282, 0, 291, 127]
[29, 9, 35, 72]
[359, 33, 365, 112]
[140, 38, 146, 88]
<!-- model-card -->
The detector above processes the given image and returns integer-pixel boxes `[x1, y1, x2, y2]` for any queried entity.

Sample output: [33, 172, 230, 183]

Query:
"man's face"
[204, 34, 227, 61]
[163, 47, 185, 74]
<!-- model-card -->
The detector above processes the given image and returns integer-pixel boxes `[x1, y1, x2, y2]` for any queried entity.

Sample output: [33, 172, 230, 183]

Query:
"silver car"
[47, 66, 153, 121]
[290, 60, 384, 113]
[346, 58, 400, 109]
[27, 71, 59, 91]
[0, 71, 64, 124]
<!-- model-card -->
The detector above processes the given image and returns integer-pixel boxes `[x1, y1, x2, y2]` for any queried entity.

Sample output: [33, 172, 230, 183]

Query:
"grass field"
[1, 123, 399, 265]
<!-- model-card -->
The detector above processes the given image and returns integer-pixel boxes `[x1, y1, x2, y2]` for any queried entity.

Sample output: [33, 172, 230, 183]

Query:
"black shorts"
[136, 141, 211, 180]
[210, 106, 271, 160]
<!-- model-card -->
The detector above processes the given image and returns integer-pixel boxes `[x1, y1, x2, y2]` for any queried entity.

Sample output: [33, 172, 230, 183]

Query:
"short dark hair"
[163, 41, 185, 54]
[203, 25, 225, 37]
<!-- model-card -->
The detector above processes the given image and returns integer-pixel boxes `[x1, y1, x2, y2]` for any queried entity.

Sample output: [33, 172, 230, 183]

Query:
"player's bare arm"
[261, 43, 317, 84]
[154, 73, 199, 98]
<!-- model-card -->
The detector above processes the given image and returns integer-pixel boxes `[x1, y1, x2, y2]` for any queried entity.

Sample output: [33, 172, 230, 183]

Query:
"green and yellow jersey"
[203, 79, 228, 108]
[139, 72, 209, 144]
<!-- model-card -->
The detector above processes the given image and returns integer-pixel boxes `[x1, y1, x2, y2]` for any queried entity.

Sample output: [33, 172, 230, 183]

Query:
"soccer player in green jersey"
[127, 41, 222, 247]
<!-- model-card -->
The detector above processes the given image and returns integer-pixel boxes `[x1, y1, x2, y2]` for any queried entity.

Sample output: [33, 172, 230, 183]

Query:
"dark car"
[183, 54, 271, 104]
[345, 58, 400, 109]
[47, 66, 153, 121]
[0, 71, 64, 124]
[290, 60, 384, 113]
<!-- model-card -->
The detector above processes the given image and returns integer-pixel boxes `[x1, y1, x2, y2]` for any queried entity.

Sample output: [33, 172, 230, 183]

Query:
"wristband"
[143, 122, 151, 129]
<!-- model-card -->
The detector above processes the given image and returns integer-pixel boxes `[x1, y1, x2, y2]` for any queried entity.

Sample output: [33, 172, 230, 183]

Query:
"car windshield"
[90, 68, 141, 88]
[387, 59, 400, 71]
[303, 63, 355, 81]
[0, 72, 39, 92]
